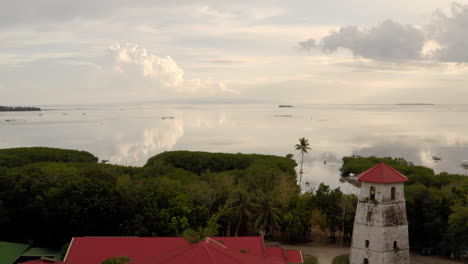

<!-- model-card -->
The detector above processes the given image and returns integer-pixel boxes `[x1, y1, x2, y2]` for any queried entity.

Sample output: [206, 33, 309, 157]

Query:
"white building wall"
[350, 181, 409, 264]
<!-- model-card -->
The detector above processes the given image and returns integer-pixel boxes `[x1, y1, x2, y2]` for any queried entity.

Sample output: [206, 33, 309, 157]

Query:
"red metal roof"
[64, 237, 190, 264]
[265, 247, 285, 262]
[134, 238, 283, 264]
[286, 250, 304, 264]
[357, 162, 409, 183]
[63, 236, 303, 264]
[211, 237, 264, 258]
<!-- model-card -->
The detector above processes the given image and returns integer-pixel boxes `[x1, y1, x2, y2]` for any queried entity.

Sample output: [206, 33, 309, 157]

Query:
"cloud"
[108, 43, 238, 95]
[301, 20, 425, 61]
[110, 119, 184, 164]
[298, 39, 316, 51]
[299, 3, 468, 63]
[426, 2, 468, 62]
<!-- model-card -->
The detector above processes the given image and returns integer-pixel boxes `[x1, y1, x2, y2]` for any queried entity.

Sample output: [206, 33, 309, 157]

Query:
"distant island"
[396, 103, 435, 106]
[0, 106, 41, 112]
[278, 105, 294, 108]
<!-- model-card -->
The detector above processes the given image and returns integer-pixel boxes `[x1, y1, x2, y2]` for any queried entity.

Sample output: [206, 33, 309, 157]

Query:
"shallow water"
[1, 103, 467, 191]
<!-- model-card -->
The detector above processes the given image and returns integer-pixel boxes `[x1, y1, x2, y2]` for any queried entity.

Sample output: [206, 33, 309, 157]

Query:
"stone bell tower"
[350, 163, 410, 264]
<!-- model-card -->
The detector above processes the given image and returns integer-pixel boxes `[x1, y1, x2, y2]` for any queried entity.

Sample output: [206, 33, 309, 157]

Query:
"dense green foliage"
[0, 149, 303, 246]
[341, 156, 468, 257]
[332, 255, 349, 264]
[283, 184, 357, 243]
[303, 255, 318, 264]
[2, 148, 465, 259]
[0, 147, 98, 167]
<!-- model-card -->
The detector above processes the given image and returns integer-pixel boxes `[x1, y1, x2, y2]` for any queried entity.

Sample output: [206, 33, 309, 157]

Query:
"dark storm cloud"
[301, 20, 425, 61]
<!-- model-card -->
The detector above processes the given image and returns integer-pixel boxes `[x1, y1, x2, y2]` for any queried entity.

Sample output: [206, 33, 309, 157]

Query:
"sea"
[1, 103, 468, 193]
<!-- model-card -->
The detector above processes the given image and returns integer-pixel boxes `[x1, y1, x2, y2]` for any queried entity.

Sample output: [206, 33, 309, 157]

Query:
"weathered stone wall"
[350, 182, 409, 264]
[350, 248, 410, 264]
[351, 225, 409, 252]
[354, 203, 408, 226]
[358, 182, 405, 203]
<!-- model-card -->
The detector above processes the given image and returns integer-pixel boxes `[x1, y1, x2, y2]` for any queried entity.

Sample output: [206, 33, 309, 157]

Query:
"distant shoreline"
[396, 103, 435, 106]
[0, 106, 41, 112]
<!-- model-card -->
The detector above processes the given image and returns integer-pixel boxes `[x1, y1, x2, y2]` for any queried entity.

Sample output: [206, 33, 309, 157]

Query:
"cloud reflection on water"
[1, 104, 468, 190]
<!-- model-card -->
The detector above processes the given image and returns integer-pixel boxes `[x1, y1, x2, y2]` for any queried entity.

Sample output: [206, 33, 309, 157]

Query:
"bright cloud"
[109, 43, 238, 95]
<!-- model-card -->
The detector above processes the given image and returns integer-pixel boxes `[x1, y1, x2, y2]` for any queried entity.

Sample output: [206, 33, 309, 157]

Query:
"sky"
[1, 0, 468, 105]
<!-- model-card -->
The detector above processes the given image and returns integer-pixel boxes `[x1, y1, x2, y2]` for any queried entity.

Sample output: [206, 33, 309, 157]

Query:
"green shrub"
[332, 255, 349, 264]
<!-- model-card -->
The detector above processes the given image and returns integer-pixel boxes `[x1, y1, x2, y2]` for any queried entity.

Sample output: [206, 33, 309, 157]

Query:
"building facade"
[350, 163, 410, 264]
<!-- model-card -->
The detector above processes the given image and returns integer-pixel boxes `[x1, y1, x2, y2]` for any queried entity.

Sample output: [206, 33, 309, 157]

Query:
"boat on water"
[461, 160, 468, 169]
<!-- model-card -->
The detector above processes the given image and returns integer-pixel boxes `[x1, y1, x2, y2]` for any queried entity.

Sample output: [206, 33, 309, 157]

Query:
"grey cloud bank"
[321, 20, 424, 61]
[427, 2, 468, 62]
[301, 2, 468, 63]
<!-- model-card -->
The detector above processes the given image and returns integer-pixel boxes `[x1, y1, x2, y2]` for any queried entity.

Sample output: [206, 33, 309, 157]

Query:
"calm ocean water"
[1, 103, 468, 191]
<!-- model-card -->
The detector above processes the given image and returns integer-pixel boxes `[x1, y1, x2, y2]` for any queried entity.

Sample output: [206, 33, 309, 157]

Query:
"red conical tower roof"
[356, 162, 409, 183]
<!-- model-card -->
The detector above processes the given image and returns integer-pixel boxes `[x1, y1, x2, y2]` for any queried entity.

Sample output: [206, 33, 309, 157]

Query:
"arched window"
[363, 258, 369, 264]
[370, 186, 376, 200]
[365, 240, 369, 248]
[391, 187, 396, 200]
[393, 241, 398, 249]
[367, 212, 372, 222]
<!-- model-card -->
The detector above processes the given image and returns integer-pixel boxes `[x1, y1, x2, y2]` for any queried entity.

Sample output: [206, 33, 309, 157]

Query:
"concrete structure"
[350, 163, 410, 264]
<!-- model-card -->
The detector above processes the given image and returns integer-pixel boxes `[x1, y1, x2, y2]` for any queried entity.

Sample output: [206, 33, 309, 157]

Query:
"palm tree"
[226, 190, 253, 236]
[252, 193, 282, 238]
[295, 137, 311, 186]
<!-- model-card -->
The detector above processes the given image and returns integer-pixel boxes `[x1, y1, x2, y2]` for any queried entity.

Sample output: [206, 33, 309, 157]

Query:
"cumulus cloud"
[300, 3, 468, 63]
[108, 43, 238, 95]
[426, 2, 468, 62]
[301, 20, 425, 61]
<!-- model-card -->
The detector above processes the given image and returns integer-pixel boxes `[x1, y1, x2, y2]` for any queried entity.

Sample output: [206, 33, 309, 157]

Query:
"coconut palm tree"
[253, 193, 282, 238]
[295, 137, 311, 186]
[226, 190, 253, 236]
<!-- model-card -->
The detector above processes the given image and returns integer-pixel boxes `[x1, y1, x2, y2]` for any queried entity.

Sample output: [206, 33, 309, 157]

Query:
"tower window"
[365, 240, 369, 248]
[370, 186, 376, 200]
[393, 241, 398, 249]
[391, 187, 396, 200]
[363, 258, 369, 264]
[367, 212, 372, 222]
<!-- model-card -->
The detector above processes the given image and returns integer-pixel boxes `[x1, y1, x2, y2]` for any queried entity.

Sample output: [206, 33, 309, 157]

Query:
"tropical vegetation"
[0, 148, 466, 259]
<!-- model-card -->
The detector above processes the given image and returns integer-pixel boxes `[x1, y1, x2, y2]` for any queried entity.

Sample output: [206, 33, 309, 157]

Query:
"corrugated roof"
[265, 247, 285, 262]
[63, 236, 303, 264]
[357, 163, 409, 183]
[64, 237, 190, 264]
[286, 250, 303, 264]
[0, 241, 30, 264]
[211, 237, 264, 258]
[134, 238, 284, 264]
